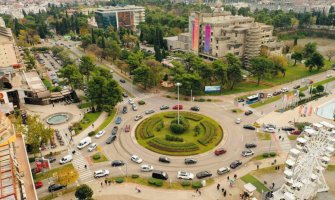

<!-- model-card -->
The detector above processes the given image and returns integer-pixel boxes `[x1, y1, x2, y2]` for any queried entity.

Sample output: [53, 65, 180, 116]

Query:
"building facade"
[95, 5, 145, 31]
[0, 26, 19, 68]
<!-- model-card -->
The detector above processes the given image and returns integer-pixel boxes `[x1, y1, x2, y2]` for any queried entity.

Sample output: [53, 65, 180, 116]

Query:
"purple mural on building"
[204, 24, 211, 53]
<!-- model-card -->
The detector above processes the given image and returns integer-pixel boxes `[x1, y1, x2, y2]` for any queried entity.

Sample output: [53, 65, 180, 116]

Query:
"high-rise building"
[95, 5, 145, 31]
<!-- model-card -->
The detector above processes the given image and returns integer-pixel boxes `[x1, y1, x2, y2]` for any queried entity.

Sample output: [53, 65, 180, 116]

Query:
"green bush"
[131, 174, 139, 179]
[232, 109, 237, 113]
[148, 178, 156, 185]
[263, 153, 269, 158]
[92, 153, 101, 160]
[154, 179, 163, 186]
[197, 121, 217, 145]
[206, 99, 212, 102]
[115, 177, 124, 183]
[166, 95, 171, 98]
[192, 181, 203, 189]
[181, 180, 191, 187]
[170, 116, 189, 134]
[165, 135, 184, 142]
[269, 152, 277, 157]
[29, 157, 35, 163]
[198, 98, 206, 102]
[148, 138, 199, 152]
[138, 100, 146, 105]
[88, 131, 95, 137]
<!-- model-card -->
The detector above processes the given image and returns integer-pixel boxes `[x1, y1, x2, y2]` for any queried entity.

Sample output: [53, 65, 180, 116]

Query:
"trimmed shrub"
[192, 181, 203, 189]
[166, 95, 171, 98]
[115, 177, 124, 183]
[181, 180, 191, 187]
[131, 174, 139, 179]
[197, 121, 217, 145]
[206, 99, 212, 102]
[88, 131, 95, 137]
[138, 100, 146, 105]
[92, 153, 101, 160]
[270, 152, 277, 157]
[147, 138, 199, 152]
[29, 157, 35, 163]
[170, 116, 189, 134]
[148, 178, 156, 185]
[263, 153, 269, 158]
[194, 125, 200, 136]
[165, 135, 184, 142]
[154, 179, 163, 186]
[198, 98, 206, 102]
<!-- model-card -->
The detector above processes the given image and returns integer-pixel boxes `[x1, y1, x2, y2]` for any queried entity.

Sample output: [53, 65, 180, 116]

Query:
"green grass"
[74, 112, 102, 134]
[96, 109, 116, 132]
[251, 165, 285, 176]
[78, 102, 92, 109]
[35, 164, 75, 182]
[241, 174, 270, 193]
[231, 108, 244, 113]
[288, 135, 299, 140]
[220, 82, 270, 95]
[90, 152, 108, 163]
[250, 95, 282, 108]
[39, 186, 78, 200]
[256, 132, 272, 140]
[327, 165, 335, 171]
[136, 111, 223, 156]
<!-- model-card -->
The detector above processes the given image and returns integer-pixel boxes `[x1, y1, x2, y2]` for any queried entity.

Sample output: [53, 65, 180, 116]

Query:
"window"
[216, 46, 218, 50]
[235, 33, 238, 37]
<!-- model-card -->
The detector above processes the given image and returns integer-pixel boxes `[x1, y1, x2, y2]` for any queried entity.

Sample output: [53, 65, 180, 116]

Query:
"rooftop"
[96, 5, 145, 13]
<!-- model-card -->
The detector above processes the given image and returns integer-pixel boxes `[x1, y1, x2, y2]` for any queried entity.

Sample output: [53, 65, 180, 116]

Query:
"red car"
[31, 167, 41, 174]
[215, 148, 226, 156]
[172, 105, 183, 110]
[291, 130, 301, 135]
[35, 181, 43, 189]
[125, 125, 131, 132]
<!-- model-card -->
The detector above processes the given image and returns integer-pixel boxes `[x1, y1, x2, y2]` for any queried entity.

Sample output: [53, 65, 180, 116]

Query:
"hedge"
[269, 152, 277, 157]
[131, 174, 139, 179]
[88, 131, 95, 137]
[165, 135, 184, 142]
[148, 178, 164, 187]
[138, 117, 163, 139]
[263, 153, 269, 158]
[197, 121, 217, 146]
[181, 180, 191, 187]
[92, 153, 101, 160]
[163, 113, 203, 121]
[115, 177, 124, 183]
[192, 181, 203, 189]
[148, 138, 199, 152]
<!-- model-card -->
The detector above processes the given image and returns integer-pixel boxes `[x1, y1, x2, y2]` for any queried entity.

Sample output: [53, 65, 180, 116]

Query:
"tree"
[305, 52, 325, 71]
[291, 51, 303, 65]
[325, 49, 335, 61]
[126, 51, 144, 71]
[298, 92, 305, 100]
[270, 55, 288, 77]
[249, 57, 273, 85]
[133, 66, 151, 89]
[212, 60, 227, 86]
[79, 56, 96, 82]
[225, 53, 242, 89]
[303, 42, 317, 58]
[316, 85, 325, 93]
[75, 184, 93, 200]
[154, 45, 163, 61]
[58, 65, 83, 89]
[174, 73, 203, 95]
[81, 34, 91, 52]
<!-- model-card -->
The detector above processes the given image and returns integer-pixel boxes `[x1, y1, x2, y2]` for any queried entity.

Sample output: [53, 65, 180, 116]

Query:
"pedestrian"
[277, 166, 280, 170]
[257, 164, 259, 170]
[234, 174, 237, 179]
[92, 123, 94, 128]
[242, 103, 245, 107]
[227, 176, 230, 181]
[198, 190, 201, 196]
[222, 188, 224, 193]
[274, 159, 277, 164]
[65, 133, 67, 137]
[101, 182, 103, 187]
[108, 180, 111, 185]
[223, 191, 227, 197]
[278, 128, 281, 132]
[52, 103, 54, 107]
[282, 137, 284, 141]
[105, 179, 107, 185]
[279, 135, 282, 140]
[196, 188, 199, 193]
[138, 188, 141, 193]
[84, 164, 87, 169]
[217, 184, 220, 190]
[272, 182, 275, 189]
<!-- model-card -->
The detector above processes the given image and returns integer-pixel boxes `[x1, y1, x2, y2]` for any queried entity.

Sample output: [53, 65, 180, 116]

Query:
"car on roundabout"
[95, 130, 106, 138]
[115, 116, 122, 124]
[94, 169, 110, 178]
[106, 135, 116, 144]
[132, 104, 138, 111]
[119, 79, 126, 83]
[214, 148, 226, 156]
[190, 106, 200, 111]
[160, 105, 169, 110]
[48, 157, 56, 163]
[122, 106, 128, 114]
[243, 125, 256, 130]
[230, 160, 242, 169]
[217, 167, 230, 175]
[264, 127, 275, 133]
[244, 110, 253, 116]
[88, 143, 97, 152]
[122, 92, 128, 97]
[140, 164, 154, 172]
[145, 110, 155, 115]
[172, 104, 183, 110]
[196, 171, 212, 179]
[111, 160, 125, 167]
[111, 126, 119, 135]
[177, 171, 194, 180]
[184, 158, 197, 165]
[235, 118, 241, 124]
[159, 156, 170, 163]
[131, 155, 143, 164]
[134, 115, 143, 121]
[125, 125, 131, 132]
[242, 149, 254, 157]
[281, 126, 295, 131]
[245, 143, 257, 148]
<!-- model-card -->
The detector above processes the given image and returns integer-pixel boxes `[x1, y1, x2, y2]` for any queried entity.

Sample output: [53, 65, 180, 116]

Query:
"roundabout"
[135, 111, 223, 156]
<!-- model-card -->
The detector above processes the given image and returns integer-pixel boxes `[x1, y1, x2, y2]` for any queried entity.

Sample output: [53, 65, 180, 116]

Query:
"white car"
[267, 94, 273, 98]
[134, 115, 143, 121]
[131, 155, 143, 164]
[95, 130, 106, 138]
[88, 143, 97, 152]
[326, 74, 333, 78]
[140, 164, 154, 172]
[217, 167, 230, 175]
[281, 87, 289, 93]
[264, 127, 275, 133]
[132, 104, 138, 111]
[177, 171, 194, 180]
[93, 169, 110, 178]
[128, 98, 135, 105]
[235, 118, 241, 124]
[242, 149, 254, 157]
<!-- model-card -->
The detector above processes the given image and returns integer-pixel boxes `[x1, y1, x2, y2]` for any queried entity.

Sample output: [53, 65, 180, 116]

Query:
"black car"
[48, 184, 66, 192]
[196, 171, 212, 179]
[293, 85, 300, 89]
[122, 92, 128, 97]
[122, 106, 128, 114]
[281, 126, 295, 131]
[244, 110, 253, 116]
[190, 106, 200, 111]
[184, 158, 197, 165]
[106, 135, 116, 144]
[119, 79, 126, 83]
[243, 125, 256, 130]
[159, 156, 170, 163]
[111, 160, 125, 167]
[48, 157, 56, 163]
[111, 126, 118, 135]
[245, 143, 257, 148]
[230, 160, 242, 169]
[273, 91, 281, 96]
[237, 98, 245, 103]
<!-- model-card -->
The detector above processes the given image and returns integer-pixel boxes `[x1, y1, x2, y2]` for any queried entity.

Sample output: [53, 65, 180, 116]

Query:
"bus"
[246, 94, 259, 104]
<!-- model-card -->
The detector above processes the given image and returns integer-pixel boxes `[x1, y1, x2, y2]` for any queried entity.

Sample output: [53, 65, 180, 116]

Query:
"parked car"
[95, 130, 106, 138]
[214, 148, 226, 156]
[244, 110, 253, 116]
[291, 130, 302, 135]
[88, 143, 97, 152]
[196, 171, 212, 179]
[132, 104, 138, 111]
[326, 74, 333, 78]
[59, 155, 73, 164]
[48, 184, 66, 192]
[131, 155, 143, 164]
[184, 158, 197, 165]
[128, 98, 135, 105]
[267, 93, 273, 98]
[106, 135, 117, 144]
[281, 87, 289, 93]
[119, 79, 126, 83]
[172, 104, 183, 110]
[237, 98, 245, 103]
[217, 167, 230, 175]
[235, 118, 241, 124]
[111, 160, 125, 167]
[35, 181, 43, 189]
[122, 106, 128, 114]
[281, 126, 295, 131]
[190, 106, 200, 111]
[264, 127, 275, 133]
[245, 143, 257, 148]
[160, 105, 169, 110]
[48, 157, 56, 163]
[159, 156, 170, 163]
[134, 115, 143, 121]
[242, 149, 254, 157]
[293, 85, 301, 89]
[177, 171, 194, 180]
[273, 91, 281, 96]
[115, 117, 122, 124]
[94, 169, 110, 178]
[122, 92, 128, 97]
[111, 126, 119, 135]
[31, 167, 41, 174]
[152, 170, 169, 180]
[77, 137, 92, 150]
[125, 125, 131, 132]
[140, 164, 154, 172]
[145, 110, 155, 115]
[243, 125, 256, 130]
[230, 160, 242, 169]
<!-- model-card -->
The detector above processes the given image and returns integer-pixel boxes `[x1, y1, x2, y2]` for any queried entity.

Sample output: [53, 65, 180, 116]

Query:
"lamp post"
[176, 82, 182, 124]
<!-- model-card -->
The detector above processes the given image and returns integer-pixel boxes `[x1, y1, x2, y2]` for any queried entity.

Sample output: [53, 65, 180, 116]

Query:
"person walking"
[227, 176, 230, 181]
[217, 184, 220, 190]
[222, 188, 224, 193]
[234, 174, 237, 179]
[223, 190, 227, 197]
[101, 182, 103, 187]
[105, 179, 107, 185]
[84, 164, 87, 169]
[257, 164, 259, 170]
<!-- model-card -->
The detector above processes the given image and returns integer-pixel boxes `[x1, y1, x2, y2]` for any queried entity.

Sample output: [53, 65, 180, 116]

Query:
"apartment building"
[0, 25, 19, 68]
[95, 5, 145, 31]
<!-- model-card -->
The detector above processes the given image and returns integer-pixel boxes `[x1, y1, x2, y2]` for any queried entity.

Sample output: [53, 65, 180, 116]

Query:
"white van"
[77, 137, 92, 150]
[59, 155, 73, 164]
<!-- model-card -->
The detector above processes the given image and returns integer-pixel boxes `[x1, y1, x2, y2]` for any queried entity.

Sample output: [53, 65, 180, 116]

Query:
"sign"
[205, 86, 221, 92]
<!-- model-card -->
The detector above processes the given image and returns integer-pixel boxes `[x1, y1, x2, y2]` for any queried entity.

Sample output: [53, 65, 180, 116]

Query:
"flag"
[308, 106, 313, 116]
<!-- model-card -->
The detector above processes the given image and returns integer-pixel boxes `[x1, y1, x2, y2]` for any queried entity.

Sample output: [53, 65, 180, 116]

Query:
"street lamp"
[176, 82, 182, 124]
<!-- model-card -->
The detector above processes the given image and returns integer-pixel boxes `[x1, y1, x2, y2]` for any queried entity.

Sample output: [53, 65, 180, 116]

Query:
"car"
[291, 130, 302, 135]
[293, 85, 301, 89]
[190, 106, 200, 111]
[177, 171, 194, 180]
[122, 92, 128, 97]
[196, 171, 212, 179]
[214, 148, 226, 156]
[115, 117, 122, 124]
[172, 105, 183, 110]
[184, 158, 197, 165]
[134, 115, 143, 121]
[242, 149, 254, 157]
[95, 130, 106, 138]
[48, 184, 66, 192]
[281, 87, 289, 93]
[125, 125, 131, 132]
[267, 93, 273, 98]
[264, 127, 275, 133]
[237, 98, 245, 103]
[122, 106, 128, 114]
[94, 169, 110, 178]
[244, 110, 253, 116]
[230, 160, 242, 169]
[326, 74, 333, 78]
[131, 155, 143, 164]
[132, 104, 138, 111]
[243, 125, 256, 130]
[35, 181, 43, 189]
[119, 79, 126, 83]
[140, 164, 154, 172]
[111, 160, 125, 167]
[159, 156, 170, 163]
[145, 110, 155, 115]
[48, 157, 56, 163]
[160, 105, 169, 110]
[128, 98, 135, 105]
[245, 143, 257, 148]
[235, 118, 241, 124]
[59, 155, 73, 164]
[111, 126, 119, 135]
[106, 135, 117, 144]
[281, 126, 295, 131]
[273, 91, 281, 96]
[217, 167, 230, 175]
[88, 143, 97, 152]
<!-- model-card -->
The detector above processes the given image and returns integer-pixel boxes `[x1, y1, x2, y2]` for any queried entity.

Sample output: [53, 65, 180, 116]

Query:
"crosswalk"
[278, 132, 293, 152]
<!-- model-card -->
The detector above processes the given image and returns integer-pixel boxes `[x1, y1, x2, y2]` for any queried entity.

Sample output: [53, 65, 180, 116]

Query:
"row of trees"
[291, 42, 325, 71]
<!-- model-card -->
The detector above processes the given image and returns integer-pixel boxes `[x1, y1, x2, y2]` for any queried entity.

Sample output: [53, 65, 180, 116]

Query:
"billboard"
[191, 18, 199, 52]
[204, 24, 211, 53]
[205, 86, 221, 92]
[117, 11, 134, 29]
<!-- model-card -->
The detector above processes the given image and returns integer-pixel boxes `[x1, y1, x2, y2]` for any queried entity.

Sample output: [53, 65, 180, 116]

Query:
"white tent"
[244, 183, 256, 194]
[320, 121, 335, 129]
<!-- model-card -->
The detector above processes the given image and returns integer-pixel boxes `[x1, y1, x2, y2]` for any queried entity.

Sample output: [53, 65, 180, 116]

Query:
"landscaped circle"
[135, 111, 223, 156]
